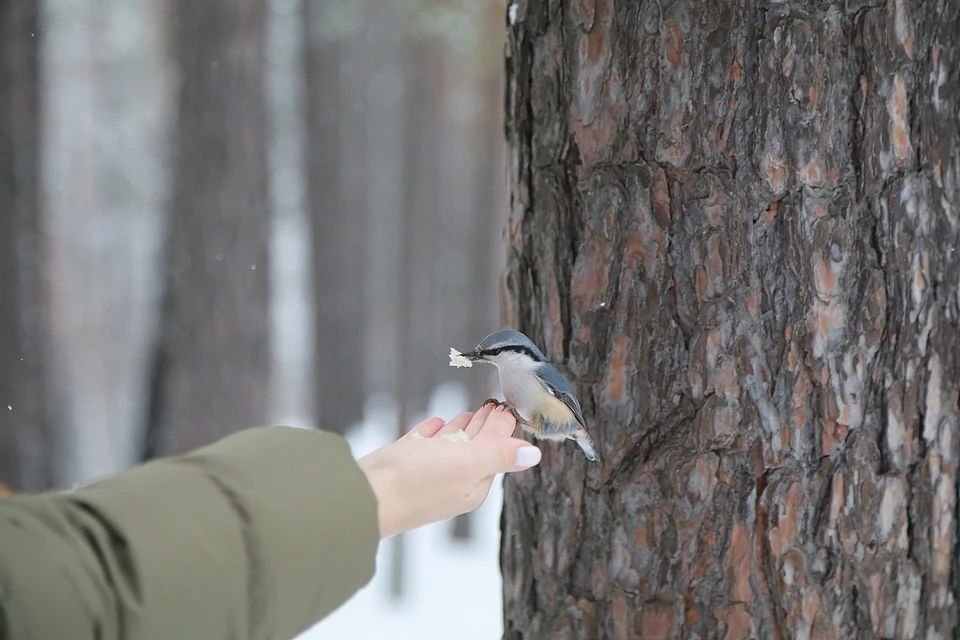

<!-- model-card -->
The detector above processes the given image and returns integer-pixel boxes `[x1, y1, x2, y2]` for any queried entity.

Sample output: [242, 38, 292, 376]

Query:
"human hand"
[357, 403, 542, 539]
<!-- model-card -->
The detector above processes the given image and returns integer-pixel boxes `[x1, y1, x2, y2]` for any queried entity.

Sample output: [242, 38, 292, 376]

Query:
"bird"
[450, 329, 599, 461]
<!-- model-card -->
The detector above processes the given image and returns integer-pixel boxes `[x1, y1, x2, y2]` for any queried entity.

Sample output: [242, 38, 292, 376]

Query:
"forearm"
[0, 426, 380, 640]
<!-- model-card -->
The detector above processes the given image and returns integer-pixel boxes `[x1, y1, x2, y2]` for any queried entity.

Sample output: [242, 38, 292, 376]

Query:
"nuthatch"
[450, 329, 599, 462]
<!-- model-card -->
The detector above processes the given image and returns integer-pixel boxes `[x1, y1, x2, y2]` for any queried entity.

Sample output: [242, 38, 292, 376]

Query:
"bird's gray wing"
[537, 365, 587, 427]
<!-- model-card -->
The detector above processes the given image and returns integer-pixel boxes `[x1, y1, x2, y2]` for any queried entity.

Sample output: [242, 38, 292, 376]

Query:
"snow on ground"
[272, 213, 506, 639]
[294, 385, 506, 640]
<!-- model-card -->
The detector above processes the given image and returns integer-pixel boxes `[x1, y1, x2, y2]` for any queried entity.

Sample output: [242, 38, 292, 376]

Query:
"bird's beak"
[460, 350, 482, 361]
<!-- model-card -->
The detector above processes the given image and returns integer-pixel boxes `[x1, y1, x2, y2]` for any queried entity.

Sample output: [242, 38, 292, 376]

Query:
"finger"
[463, 402, 496, 438]
[404, 416, 444, 440]
[478, 437, 542, 474]
[475, 405, 519, 440]
[437, 411, 474, 436]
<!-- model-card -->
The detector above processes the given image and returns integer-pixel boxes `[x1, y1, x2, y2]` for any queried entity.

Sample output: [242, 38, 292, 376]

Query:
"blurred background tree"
[13, 0, 507, 486]
[0, 0, 56, 492]
[1, 0, 508, 619]
[302, 0, 368, 437]
[7, 0, 959, 637]
[142, 0, 272, 459]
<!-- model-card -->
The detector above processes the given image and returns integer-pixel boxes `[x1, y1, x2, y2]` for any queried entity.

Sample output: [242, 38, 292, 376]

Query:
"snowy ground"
[270, 218, 507, 639]
[293, 388, 507, 640]
[38, 5, 509, 632]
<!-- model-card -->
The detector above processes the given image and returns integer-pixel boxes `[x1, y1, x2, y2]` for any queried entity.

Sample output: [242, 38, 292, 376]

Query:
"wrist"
[357, 451, 404, 540]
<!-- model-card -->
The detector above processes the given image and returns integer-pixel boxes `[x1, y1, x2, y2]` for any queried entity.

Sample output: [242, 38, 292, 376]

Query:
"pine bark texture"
[144, 0, 271, 458]
[0, 0, 52, 492]
[500, 1, 960, 638]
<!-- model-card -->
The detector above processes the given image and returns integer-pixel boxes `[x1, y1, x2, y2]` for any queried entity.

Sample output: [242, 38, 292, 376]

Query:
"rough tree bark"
[500, 0, 960, 638]
[303, 0, 367, 435]
[0, 0, 53, 492]
[143, 0, 271, 458]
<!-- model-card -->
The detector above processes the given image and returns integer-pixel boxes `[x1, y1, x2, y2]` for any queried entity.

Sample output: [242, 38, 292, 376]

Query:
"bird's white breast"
[494, 353, 552, 423]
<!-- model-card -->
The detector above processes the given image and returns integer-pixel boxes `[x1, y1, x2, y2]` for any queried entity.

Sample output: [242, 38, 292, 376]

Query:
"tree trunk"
[0, 0, 53, 492]
[399, 41, 443, 421]
[361, 0, 404, 398]
[387, 36, 447, 599]
[143, 0, 271, 459]
[302, 1, 368, 436]
[500, 1, 960, 638]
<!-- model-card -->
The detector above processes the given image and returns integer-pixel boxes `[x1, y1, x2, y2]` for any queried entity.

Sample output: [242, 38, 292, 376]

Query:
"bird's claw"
[481, 398, 526, 427]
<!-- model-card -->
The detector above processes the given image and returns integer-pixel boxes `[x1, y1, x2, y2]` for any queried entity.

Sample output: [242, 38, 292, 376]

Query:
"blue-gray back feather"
[535, 363, 587, 427]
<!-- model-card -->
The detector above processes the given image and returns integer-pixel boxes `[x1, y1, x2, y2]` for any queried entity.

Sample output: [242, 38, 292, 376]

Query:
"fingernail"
[515, 446, 542, 469]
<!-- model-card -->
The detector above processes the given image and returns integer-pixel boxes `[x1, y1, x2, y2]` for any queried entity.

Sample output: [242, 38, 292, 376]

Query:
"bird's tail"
[572, 427, 599, 462]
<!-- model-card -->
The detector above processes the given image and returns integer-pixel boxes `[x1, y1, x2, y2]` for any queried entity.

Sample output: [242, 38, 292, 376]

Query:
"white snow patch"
[297, 489, 504, 640]
[267, 382, 504, 640]
[296, 384, 505, 640]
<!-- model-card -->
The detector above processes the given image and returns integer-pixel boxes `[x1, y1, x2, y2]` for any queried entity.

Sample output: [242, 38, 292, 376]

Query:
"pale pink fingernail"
[515, 446, 542, 469]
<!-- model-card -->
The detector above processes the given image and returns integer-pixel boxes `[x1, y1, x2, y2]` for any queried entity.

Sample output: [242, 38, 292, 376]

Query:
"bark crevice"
[501, 0, 960, 636]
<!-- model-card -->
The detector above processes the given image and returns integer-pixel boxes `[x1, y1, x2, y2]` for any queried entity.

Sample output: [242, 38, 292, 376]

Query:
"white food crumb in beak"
[449, 347, 473, 368]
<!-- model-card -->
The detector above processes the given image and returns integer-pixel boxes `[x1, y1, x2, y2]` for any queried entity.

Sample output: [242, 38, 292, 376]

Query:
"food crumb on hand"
[410, 428, 470, 443]
[439, 430, 471, 443]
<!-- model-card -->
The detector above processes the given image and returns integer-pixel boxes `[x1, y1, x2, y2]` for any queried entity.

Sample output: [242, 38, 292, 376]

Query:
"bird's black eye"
[488, 347, 502, 356]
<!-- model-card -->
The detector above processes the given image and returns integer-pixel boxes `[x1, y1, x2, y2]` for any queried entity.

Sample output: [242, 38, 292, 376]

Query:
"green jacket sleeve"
[0, 426, 381, 640]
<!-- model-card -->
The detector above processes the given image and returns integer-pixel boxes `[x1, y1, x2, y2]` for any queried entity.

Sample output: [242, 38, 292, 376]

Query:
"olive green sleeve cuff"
[172, 426, 382, 637]
[0, 426, 380, 640]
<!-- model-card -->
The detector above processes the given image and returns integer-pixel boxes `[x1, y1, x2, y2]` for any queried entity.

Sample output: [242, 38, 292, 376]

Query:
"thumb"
[481, 437, 542, 474]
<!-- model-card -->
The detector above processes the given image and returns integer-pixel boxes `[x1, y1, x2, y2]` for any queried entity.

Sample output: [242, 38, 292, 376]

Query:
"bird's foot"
[481, 398, 528, 428]
[481, 397, 507, 409]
